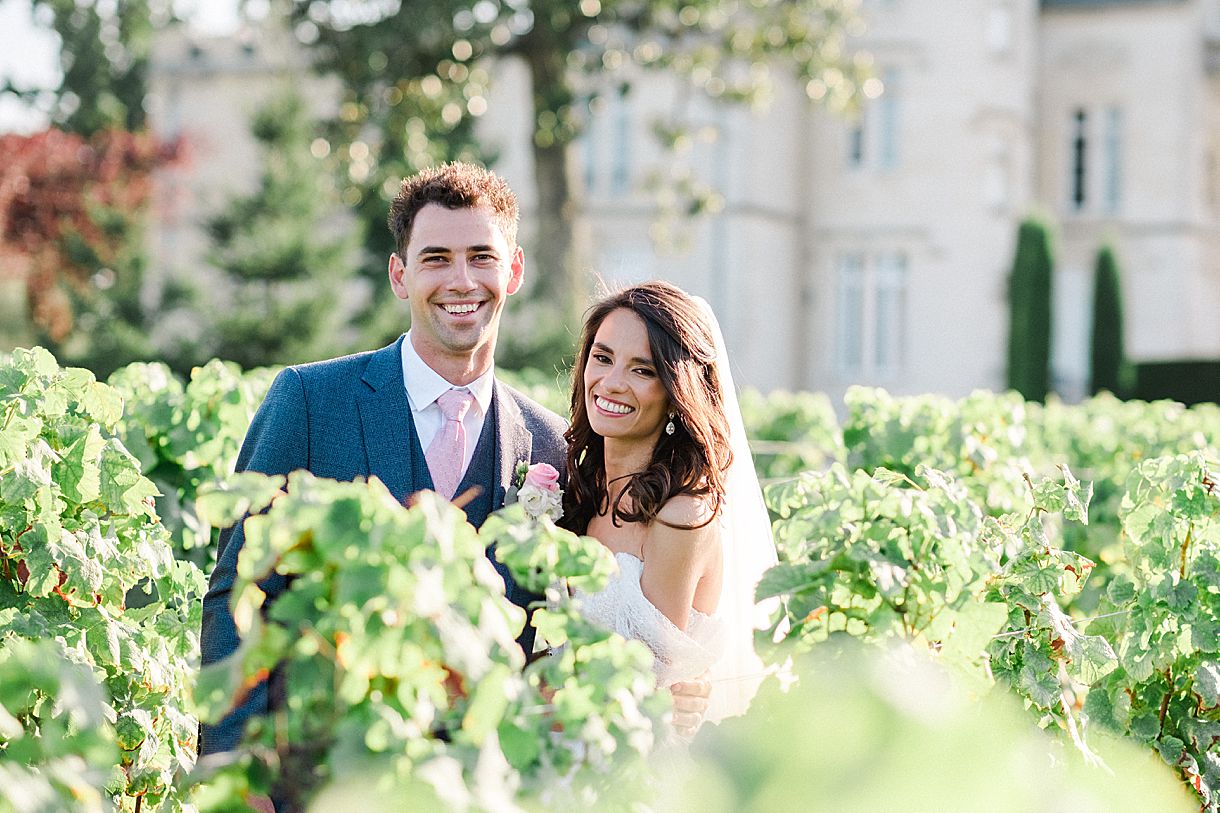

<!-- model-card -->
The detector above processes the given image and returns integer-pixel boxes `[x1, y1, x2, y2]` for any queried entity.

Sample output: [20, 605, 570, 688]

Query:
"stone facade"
[147, 0, 1220, 398]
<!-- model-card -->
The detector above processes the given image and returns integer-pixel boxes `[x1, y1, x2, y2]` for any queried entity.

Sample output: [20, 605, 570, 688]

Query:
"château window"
[847, 121, 866, 168]
[836, 250, 908, 378]
[878, 68, 901, 170]
[582, 87, 633, 197]
[1071, 108, 1088, 210]
[1103, 106, 1123, 213]
[1067, 105, 1123, 214]
[846, 67, 901, 171]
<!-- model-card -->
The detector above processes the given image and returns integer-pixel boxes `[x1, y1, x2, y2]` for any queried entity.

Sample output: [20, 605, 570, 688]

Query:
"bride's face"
[584, 308, 671, 445]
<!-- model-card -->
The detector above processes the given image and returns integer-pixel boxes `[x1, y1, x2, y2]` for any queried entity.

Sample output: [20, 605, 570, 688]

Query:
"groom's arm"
[199, 367, 310, 756]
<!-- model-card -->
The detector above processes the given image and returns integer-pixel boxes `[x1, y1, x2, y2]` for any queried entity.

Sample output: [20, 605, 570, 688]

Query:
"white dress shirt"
[400, 331, 494, 477]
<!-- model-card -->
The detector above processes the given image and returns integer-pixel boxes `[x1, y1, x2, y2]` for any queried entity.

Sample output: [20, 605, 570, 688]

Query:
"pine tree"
[1006, 218, 1054, 402]
[204, 90, 363, 370]
[1089, 243, 1128, 397]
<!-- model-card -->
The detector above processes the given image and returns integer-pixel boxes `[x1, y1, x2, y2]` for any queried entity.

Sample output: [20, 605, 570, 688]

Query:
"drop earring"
[665, 411, 676, 435]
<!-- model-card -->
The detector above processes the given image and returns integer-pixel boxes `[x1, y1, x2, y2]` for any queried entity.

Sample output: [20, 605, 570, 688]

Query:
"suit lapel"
[492, 381, 533, 509]
[356, 337, 414, 502]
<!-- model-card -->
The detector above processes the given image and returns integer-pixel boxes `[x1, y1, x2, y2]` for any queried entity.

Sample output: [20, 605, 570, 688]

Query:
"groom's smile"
[436, 299, 487, 324]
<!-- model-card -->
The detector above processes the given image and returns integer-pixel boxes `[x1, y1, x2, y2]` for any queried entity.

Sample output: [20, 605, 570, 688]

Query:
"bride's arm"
[639, 495, 720, 631]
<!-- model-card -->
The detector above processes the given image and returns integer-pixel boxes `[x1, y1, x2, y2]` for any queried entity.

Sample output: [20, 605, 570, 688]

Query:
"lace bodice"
[574, 552, 727, 687]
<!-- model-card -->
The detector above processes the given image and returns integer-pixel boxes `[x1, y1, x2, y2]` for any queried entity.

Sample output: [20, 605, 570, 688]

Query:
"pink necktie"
[425, 388, 474, 499]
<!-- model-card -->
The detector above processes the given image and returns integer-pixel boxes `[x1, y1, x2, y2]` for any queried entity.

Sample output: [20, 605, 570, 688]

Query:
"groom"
[199, 163, 708, 765]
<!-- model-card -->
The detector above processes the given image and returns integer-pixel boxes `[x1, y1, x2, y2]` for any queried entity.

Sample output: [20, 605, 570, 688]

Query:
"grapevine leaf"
[1195, 662, 1220, 707]
[529, 607, 571, 648]
[98, 440, 158, 515]
[193, 615, 289, 725]
[1058, 465, 1092, 525]
[1107, 576, 1137, 606]
[55, 424, 104, 506]
[231, 581, 267, 637]
[755, 559, 833, 601]
[1122, 646, 1158, 684]
[1002, 553, 1060, 596]
[871, 467, 917, 489]
[1181, 717, 1220, 754]
[1153, 576, 1198, 613]
[1156, 735, 1186, 766]
[76, 380, 124, 427]
[0, 452, 52, 504]
[499, 720, 542, 769]
[937, 601, 1009, 666]
[18, 524, 60, 598]
[1191, 619, 1220, 652]
[1031, 477, 1066, 514]
[193, 655, 250, 725]
[1129, 712, 1160, 741]
[0, 415, 42, 468]
[459, 663, 513, 746]
[1018, 661, 1060, 708]
[1070, 633, 1119, 684]
[1083, 685, 1120, 731]
[1195, 554, 1220, 590]
[233, 515, 282, 585]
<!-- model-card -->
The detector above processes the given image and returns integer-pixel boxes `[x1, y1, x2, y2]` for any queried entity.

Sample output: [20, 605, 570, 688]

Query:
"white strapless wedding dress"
[574, 552, 728, 687]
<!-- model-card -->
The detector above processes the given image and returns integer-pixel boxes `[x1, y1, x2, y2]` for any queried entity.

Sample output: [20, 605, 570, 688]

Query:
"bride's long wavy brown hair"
[562, 282, 733, 534]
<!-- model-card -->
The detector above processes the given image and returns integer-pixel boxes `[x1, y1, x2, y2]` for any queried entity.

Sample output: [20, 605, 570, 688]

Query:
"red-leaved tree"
[0, 128, 183, 370]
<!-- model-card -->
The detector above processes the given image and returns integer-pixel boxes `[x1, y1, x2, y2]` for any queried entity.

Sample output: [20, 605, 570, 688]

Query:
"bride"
[561, 281, 777, 732]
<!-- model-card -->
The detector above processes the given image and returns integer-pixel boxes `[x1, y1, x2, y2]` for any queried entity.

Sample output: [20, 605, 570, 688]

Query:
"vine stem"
[1179, 525, 1194, 579]
[1158, 666, 1174, 736]
[1021, 472, 1043, 525]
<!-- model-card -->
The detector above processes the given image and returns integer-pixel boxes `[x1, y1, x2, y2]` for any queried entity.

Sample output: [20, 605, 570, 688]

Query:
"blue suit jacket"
[199, 336, 568, 755]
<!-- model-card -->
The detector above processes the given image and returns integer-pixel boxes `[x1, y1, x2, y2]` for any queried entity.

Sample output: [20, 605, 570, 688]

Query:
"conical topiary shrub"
[1089, 243, 1128, 397]
[1006, 218, 1054, 402]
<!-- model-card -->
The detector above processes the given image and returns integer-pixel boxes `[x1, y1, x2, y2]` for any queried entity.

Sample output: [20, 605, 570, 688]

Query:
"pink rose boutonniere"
[509, 461, 564, 522]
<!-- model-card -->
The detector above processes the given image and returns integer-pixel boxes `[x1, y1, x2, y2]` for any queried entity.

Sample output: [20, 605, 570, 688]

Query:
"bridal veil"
[693, 297, 780, 723]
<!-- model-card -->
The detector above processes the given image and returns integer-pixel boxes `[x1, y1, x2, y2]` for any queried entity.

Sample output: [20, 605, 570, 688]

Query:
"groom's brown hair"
[387, 162, 520, 255]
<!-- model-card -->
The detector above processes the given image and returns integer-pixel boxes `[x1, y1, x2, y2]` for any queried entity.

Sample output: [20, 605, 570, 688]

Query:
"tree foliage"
[9, 0, 171, 136]
[1006, 217, 1054, 402]
[1089, 243, 1127, 397]
[203, 90, 365, 370]
[283, 0, 864, 358]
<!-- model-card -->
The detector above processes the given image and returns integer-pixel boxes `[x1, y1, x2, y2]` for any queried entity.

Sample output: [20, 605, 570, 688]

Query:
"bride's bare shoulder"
[655, 494, 719, 537]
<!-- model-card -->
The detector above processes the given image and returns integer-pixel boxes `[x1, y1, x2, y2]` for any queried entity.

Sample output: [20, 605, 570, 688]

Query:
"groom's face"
[389, 203, 524, 370]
